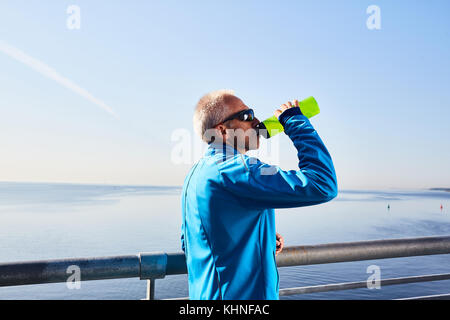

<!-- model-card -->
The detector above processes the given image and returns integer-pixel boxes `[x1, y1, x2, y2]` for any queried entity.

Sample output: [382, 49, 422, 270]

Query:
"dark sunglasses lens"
[240, 110, 254, 121]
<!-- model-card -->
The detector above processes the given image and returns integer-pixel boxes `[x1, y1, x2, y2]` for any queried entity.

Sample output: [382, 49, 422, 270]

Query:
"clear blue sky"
[1, 0, 449, 189]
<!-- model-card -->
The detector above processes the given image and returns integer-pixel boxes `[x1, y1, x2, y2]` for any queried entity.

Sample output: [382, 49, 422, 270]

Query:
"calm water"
[0, 182, 449, 300]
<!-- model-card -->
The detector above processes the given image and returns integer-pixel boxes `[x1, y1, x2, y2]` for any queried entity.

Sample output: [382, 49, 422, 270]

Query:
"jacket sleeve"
[217, 107, 338, 210]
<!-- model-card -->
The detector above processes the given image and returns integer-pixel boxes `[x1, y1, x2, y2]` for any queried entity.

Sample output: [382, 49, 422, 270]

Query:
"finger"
[288, 101, 293, 107]
[293, 99, 299, 107]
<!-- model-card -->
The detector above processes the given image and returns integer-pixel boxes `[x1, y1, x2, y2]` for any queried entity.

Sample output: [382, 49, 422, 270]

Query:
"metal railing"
[1, 235, 450, 300]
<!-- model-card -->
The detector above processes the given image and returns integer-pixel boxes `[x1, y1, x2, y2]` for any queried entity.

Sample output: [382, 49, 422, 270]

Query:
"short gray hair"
[193, 89, 236, 143]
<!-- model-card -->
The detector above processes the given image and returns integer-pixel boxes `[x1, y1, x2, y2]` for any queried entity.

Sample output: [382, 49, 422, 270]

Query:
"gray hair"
[193, 89, 236, 143]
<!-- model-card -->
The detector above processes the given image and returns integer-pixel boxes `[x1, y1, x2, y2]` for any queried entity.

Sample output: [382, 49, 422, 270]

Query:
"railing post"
[139, 252, 167, 300]
[146, 279, 155, 300]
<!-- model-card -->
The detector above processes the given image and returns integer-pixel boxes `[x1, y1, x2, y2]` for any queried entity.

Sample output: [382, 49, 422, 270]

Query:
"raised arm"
[217, 102, 338, 210]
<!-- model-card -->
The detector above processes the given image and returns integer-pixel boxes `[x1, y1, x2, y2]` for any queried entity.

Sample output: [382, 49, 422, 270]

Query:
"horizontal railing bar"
[164, 273, 450, 300]
[166, 253, 187, 275]
[276, 235, 450, 267]
[396, 293, 450, 300]
[161, 235, 450, 276]
[278, 273, 450, 296]
[0, 255, 140, 287]
[1, 235, 450, 288]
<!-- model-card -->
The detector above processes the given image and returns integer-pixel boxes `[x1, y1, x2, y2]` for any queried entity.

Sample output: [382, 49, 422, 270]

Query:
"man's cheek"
[247, 130, 259, 150]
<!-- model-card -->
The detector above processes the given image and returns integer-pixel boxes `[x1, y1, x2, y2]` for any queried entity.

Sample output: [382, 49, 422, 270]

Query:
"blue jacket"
[181, 107, 337, 300]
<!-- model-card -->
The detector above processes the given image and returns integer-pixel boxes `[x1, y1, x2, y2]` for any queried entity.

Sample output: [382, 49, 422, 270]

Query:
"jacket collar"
[204, 142, 241, 157]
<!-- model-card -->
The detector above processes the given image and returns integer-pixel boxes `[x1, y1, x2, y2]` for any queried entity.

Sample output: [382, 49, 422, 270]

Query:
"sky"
[0, 0, 449, 190]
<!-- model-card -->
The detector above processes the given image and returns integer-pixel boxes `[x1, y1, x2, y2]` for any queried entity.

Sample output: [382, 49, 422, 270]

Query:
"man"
[181, 90, 337, 300]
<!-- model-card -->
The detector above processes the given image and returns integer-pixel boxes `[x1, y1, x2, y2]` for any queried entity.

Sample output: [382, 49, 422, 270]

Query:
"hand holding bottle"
[274, 99, 300, 118]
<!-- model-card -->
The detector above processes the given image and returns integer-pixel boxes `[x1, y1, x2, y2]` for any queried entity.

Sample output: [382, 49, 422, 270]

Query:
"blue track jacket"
[181, 107, 338, 300]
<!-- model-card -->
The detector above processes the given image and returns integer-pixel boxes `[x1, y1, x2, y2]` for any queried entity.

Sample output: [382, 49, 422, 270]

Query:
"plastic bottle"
[256, 96, 320, 139]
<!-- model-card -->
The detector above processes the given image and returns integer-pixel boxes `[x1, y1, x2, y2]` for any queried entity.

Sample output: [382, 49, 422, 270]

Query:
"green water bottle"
[257, 96, 320, 139]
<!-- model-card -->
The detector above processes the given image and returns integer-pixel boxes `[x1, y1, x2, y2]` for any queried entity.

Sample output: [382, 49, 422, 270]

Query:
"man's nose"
[252, 118, 260, 128]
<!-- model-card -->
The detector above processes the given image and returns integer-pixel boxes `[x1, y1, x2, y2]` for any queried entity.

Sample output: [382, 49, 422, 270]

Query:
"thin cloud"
[0, 41, 119, 119]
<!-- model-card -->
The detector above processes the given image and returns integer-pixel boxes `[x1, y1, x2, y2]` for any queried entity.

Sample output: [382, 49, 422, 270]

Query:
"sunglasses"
[218, 109, 255, 126]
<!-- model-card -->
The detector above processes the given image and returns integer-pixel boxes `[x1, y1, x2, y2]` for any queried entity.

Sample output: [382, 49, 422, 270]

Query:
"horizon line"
[0, 180, 447, 192]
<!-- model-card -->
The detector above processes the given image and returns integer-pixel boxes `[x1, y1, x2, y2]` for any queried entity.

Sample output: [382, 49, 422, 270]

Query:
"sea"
[0, 181, 449, 300]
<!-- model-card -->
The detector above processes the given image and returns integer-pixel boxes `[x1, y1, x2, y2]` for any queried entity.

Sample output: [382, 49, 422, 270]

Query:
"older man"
[181, 90, 337, 300]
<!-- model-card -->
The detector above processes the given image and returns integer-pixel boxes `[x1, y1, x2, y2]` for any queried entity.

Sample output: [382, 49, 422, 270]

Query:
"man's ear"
[204, 125, 227, 144]
[215, 124, 228, 136]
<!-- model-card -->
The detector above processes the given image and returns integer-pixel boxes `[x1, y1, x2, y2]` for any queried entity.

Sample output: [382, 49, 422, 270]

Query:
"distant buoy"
[441, 204, 444, 211]
[387, 204, 390, 210]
